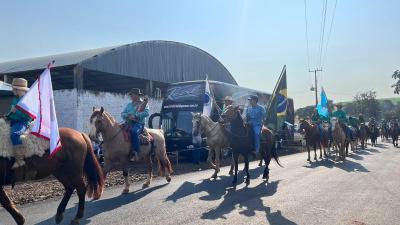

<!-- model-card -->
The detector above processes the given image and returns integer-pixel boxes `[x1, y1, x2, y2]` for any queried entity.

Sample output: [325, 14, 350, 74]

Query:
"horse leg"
[0, 187, 25, 225]
[120, 167, 131, 193]
[211, 148, 221, 179]
[244, 155, 250, 186]
[54, 174, 74, 224]
[263, 151, 271, 182]
[232, 152, 239, 186]
[313, 144, 317, 160]
[319, 143, 323, 159]
[70, 178, 87, 225]
[307, 145, 311, 161]
[143, 155, 153, 188]
[207, 148, 217, 177]
[229, 154, 234, 175]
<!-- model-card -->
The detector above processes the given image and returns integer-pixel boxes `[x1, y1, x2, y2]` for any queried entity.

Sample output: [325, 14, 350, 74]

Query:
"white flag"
[202, 76, 213, 116]
[16, 67, 62, 156]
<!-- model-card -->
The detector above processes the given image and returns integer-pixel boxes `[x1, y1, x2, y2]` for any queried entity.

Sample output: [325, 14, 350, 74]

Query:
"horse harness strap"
[99, 128, 123, 147]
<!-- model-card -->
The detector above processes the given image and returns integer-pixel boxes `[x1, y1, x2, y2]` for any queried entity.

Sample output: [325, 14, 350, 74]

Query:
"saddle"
[120, 123, 153, 145]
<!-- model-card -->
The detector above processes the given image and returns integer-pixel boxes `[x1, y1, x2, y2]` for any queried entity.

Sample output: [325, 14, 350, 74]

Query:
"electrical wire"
[318, 0, 328, 70]
[321, 0, 338, 69]
[303, 0, 311, 71]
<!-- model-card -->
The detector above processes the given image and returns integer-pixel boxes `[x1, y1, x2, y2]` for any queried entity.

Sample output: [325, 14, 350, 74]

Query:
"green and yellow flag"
[265, 65, 288, 131]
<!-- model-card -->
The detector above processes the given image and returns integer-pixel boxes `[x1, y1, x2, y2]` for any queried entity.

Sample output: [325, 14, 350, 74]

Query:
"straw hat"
[224, 96, 233, 101]
[11, 78, 29, 91]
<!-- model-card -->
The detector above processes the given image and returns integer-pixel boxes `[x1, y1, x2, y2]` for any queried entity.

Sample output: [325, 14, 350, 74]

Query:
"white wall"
[54, 89, 162, 132]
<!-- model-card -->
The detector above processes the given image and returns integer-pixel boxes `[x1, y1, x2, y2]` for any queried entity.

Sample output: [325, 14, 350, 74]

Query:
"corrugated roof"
[0, 81, 12, 91]
[0, 46, 121, 73]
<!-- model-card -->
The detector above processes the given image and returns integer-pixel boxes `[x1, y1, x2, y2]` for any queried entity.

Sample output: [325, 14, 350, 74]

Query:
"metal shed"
[0, 41, 237, 96]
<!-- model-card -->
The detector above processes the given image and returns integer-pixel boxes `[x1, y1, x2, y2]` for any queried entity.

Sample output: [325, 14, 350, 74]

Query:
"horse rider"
[311, 108, 324, 136]
[332, 104, 352, 139]
[4, 78, 32, 168]
[121, 88, 149, 161]
[222, 96, 233, 113]
[369, 117, 376, 127]
[245, 95, 266, 156]
[349, 116, 360, 135]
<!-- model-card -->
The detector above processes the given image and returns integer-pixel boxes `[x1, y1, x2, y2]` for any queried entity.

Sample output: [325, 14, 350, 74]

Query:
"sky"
[0, 0, 399, 109]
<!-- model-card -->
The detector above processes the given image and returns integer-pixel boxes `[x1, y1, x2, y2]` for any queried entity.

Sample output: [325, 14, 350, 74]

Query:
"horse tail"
[271, 139, 283, 167]
[82, 133, 105, 200]
[153, 130, 173, 176]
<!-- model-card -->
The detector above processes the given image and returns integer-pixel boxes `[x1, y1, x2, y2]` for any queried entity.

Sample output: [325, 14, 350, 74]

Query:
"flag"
[266, 65, 288, 131]
[317, 88, 329, 118]
[16, 65, 62, 156]
[202, 75, 213, 116]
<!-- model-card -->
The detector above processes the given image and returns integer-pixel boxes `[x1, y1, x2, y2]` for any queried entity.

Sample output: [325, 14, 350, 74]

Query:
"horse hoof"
[142, 183, 150, 189]
[166, 176, 171, 183]
[228, 170, 233, 176]
[121, 188, 129, 194]
[245, 179, 250, 186]
[55, 213, 64, 224]
[307, 158, 311, 162]
[70, 218, 80, 225]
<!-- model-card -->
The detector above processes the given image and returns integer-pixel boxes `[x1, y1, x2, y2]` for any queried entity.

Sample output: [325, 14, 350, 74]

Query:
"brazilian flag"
[266, 65, 288, 131]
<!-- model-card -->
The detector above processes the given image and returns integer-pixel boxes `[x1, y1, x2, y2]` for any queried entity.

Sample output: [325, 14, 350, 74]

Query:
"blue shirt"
[121, 101, 149, 124]
[246, 104, 266, 127]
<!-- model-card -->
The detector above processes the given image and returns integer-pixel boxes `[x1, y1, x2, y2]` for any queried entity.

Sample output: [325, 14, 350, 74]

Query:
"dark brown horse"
[359, 123, 369, 149]
[390, 123, 399, 147]
[298, 119, 323, 161]
[0, 118, 104, 225]
[222, 106, 281, 185]
[369, 123, 379, 147]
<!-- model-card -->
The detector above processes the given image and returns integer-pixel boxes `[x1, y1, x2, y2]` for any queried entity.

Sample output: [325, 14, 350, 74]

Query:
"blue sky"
[0, 0, 399, 108]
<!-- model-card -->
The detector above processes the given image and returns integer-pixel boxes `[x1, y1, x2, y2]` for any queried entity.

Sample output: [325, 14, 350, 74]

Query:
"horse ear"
[92, 106, 96, 112]
[100, 107, 104, 114]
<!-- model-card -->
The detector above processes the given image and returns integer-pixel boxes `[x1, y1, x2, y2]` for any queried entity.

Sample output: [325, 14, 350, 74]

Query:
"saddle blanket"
[0, 119, 49, 161]
[120, 124, 153, 145]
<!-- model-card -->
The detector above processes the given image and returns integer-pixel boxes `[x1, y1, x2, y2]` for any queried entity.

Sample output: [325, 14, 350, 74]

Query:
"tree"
[353, 90, 380, 119]
[391, 70, 400, 94]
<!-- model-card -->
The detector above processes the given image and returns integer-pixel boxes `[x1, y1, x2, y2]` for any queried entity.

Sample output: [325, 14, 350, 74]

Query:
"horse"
[380, 126, 389, 142]
[0, 118, 104, 225]
[221, 105, 282, 185]
[348, 126, 359, 152]
[359, 123, 369, 149]
[390, 123, 399, 147]
[331, 117, 346, 161]
[368, 123, 379, 147]
[298, 120, 323, 161]
[88, 107, 173, 193]
[191, 112, 229, 179]
[321, 122, 331, 156]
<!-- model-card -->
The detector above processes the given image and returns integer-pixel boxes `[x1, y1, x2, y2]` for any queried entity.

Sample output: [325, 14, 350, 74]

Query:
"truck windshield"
[162, 111, 194, 138]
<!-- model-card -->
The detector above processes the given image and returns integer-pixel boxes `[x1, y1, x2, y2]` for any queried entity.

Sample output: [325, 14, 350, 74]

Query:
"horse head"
[330, 117, 339, 130]
[191, 112, 202, 136]
[298, 119, 309, 135]
[88, 107, 106, 143]
[221, 105, 240, 123]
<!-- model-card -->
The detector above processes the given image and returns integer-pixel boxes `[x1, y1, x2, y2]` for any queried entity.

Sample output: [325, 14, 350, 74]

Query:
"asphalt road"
[1, 142, 400, 225]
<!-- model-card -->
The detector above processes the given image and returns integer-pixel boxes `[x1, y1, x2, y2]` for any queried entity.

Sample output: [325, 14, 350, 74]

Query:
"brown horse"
[0, 118, 104, 225]
[331, 117, 346, 161]
[298, 119, 323, 161]
[390, 123, 399, 147]
[369, 123, 379, 147]
[359, 123, 369, 149]
[88, 107, 172, 193]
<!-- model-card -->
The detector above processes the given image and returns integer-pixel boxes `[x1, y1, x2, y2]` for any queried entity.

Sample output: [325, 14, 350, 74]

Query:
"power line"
[321, 0, 338, 69]
[303, 0, 311, 71]
[318, 0, 328, 70]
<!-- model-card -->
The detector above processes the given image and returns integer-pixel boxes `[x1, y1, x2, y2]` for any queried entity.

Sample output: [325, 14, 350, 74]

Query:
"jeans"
[10, 122, 27, 145]
[130, 123, 144, 154]
[252, 124, 262, 153]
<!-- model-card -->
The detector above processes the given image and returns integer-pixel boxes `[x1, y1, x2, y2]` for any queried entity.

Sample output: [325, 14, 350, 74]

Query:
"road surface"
[1, 142, 400, 225]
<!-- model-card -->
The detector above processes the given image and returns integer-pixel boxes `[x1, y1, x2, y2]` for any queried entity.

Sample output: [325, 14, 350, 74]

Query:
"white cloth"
[202, 76, 213, 116]
[16, 68, 61, 156]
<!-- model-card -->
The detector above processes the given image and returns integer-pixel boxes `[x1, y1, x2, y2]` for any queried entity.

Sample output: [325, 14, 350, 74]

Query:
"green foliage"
[392, 70, 400, 94]
[351, 90, 380, 119]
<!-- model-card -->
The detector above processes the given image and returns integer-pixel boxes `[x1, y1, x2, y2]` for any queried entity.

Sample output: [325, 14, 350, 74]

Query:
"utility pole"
[309, 68, 322, 107]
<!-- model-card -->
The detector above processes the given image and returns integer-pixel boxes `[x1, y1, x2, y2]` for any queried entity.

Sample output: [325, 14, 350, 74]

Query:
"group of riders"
[309, 103, 399, 144]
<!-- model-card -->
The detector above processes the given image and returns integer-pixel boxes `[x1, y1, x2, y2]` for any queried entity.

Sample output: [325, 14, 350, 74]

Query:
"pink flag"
[16, 66, 62, 156]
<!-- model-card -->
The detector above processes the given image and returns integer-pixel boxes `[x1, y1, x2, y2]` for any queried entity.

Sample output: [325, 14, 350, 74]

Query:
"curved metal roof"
[0, 41, 237, 85]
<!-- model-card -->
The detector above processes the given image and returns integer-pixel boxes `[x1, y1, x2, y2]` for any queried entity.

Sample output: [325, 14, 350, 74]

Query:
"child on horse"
[5, 78, 32, 168]
[121, 88, 149, 161]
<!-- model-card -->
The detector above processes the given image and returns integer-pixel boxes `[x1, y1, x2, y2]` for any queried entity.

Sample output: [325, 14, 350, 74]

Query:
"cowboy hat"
[129, 88, 144, 96]
[247, 95, 258, 101]
[11, 78, 29, 91]
[224, 96, 233, 101]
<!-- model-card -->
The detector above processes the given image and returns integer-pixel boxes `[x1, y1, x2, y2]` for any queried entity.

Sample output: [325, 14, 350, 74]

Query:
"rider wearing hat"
[245, 95, 266, 155]
[121, 88, 149, 161]
[222, 96, 233, 113]
[332, 103, 352, 139]
[5, 78, 32, 168]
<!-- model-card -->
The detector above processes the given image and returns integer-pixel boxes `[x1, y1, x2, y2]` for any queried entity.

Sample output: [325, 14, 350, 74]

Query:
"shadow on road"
[200, 181, 297, 224]
[35, 183, 168, 225]
[303, 157, 370, 173]
[166, 166, 265, 203]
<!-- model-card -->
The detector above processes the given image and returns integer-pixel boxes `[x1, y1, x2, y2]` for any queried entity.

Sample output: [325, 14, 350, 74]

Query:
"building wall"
[54, 89, 162, 132]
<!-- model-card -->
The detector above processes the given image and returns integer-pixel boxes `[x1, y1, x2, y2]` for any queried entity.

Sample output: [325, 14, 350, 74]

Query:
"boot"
[12, 145, 26, 169]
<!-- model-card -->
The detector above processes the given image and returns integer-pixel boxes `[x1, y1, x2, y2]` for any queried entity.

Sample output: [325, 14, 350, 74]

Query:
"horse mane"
[102, 111, 117, 125]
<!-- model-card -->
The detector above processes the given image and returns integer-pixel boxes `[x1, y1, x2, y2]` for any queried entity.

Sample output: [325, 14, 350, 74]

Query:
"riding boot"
[12, 145, 26, 169]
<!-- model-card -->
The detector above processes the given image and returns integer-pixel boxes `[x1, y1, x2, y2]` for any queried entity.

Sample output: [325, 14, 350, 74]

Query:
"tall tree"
[353, 90, 380, 119]
[391, 70, 400, 94]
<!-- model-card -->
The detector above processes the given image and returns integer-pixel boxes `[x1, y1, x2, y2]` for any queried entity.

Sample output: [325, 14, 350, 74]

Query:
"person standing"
[5, 78, 32, 168]
[245, 95, 266, 154]
[121, 88, 149, 161]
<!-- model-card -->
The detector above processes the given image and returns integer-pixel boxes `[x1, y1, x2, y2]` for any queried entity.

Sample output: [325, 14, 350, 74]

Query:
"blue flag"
[317, 88, 329, 117]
